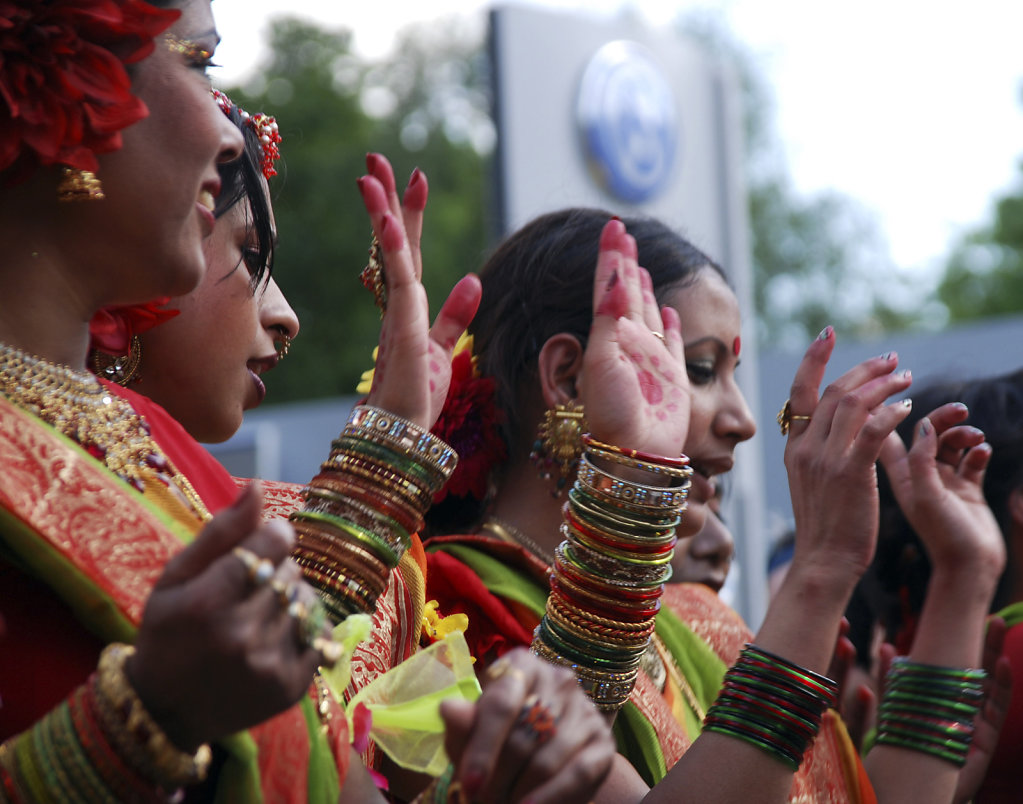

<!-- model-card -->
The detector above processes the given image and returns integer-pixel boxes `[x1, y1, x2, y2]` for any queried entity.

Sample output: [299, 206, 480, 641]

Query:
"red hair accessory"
[211, 88, 282, 180]
[0, 0, 180, 181]
[431, 344, 507, 503]
[89, 298, 179, 355]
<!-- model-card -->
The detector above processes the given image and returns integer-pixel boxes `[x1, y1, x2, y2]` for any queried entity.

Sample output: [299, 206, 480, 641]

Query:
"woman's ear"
[536, 333, 584, 410]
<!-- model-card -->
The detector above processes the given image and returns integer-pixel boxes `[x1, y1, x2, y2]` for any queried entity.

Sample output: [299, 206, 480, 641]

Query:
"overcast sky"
[212, 0, 1023, 274]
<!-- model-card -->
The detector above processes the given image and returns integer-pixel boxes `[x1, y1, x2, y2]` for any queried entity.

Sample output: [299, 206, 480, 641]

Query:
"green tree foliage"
[938, 166, 1023, 322]
[222, 17, 492, 402]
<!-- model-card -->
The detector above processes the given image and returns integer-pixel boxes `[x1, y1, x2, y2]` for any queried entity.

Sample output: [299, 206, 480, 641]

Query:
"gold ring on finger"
[312, 636, 344, 669]
[233, 547, 275, 587]
[776, 398, 812, 436]
[485, 656, 529, 686]
[651, 331, 666, 344]
[270, 578, 298, 610]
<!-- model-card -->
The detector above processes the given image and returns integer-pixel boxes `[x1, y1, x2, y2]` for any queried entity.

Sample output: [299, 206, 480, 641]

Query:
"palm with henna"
[578, 219, 689, 459]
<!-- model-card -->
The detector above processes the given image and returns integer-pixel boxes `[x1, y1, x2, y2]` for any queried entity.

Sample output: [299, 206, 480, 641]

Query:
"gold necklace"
[0, 341, 209, 521]
[651, 634, 706, 722]
[482, 516, 555, 566]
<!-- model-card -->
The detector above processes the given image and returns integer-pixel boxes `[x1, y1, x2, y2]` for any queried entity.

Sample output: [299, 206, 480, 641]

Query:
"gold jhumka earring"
[530, 400, 587, 496]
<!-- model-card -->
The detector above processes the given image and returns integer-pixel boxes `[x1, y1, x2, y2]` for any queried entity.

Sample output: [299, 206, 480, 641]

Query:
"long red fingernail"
[356, 176, 367, 196]
[409, 167, 423, 187]
[366, 152, 381, 173]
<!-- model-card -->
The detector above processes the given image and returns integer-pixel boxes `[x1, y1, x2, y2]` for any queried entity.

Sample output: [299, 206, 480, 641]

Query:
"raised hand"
[783, 333, 914, 587]
[127, 483, 331, 751]
[879, 402, 1005, 579]
[578, 218, 689, 458]
[440, 648, 615, 804]
[357, 153, 481, 429]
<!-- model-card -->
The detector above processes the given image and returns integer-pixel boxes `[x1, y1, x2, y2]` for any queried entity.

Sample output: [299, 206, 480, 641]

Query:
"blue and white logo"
[577, 41, 678, 204]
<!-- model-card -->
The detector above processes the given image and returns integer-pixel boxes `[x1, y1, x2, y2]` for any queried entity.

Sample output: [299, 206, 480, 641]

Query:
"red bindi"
[733, 336, 741, 357]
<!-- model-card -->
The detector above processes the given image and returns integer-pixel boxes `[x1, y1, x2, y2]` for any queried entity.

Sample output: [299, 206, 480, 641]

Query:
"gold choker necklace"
[0, 341, 209, 520]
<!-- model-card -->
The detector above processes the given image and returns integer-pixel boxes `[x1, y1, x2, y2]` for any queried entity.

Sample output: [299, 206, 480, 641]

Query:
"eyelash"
[686, 361, 716, 386]
[242, 248, 263, 277]
[166, 36, 219, 74]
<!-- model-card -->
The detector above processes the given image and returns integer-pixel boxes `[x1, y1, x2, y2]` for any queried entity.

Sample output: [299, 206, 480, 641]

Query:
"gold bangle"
[95, 643, 211, 788]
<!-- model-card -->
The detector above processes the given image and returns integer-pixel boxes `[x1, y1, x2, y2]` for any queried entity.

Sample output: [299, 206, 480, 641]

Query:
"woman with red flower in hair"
[0, 3, 614, 802]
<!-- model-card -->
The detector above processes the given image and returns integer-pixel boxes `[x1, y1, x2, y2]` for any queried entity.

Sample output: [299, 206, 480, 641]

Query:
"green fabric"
[613, 701, 667, 786]
[302, 696, 341, 803]
[435, 542, 549, 616]
[997, 601, 1023, 629]
[654, 605, 729, 738]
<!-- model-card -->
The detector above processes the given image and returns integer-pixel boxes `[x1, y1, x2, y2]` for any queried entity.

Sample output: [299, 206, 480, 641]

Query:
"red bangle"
[582, 434, 689, 468]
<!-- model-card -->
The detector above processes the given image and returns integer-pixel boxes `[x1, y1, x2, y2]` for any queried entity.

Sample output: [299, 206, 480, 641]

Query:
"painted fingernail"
[953, 402, 968, 412]
[899, 369, 911, 381]
[817, 326, 833, 341]
[355, 176, 366, 194]
[901, 398, 912, 408]
[919, 418, 932, 437]
[879, 352, 894, 361]
[409, 167, 422, 187]
[365, 152, 381, 172]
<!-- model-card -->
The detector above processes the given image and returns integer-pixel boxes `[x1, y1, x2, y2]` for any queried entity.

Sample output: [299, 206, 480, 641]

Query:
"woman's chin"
[679, 500, 707, 539]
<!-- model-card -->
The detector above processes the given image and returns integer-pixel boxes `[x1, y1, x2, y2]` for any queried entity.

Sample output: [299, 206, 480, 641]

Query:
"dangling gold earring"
[530, 400, 587, 496]
[91, 336, 141, 386]
[57, 167, 104, 202]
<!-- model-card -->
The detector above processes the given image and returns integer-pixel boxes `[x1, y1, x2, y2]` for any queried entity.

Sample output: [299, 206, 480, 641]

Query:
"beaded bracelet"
[703, 644, 837, 771]
[874, 657, 986, 767]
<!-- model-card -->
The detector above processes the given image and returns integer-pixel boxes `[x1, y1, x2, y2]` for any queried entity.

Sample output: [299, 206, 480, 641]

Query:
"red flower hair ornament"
[430, 341, 508, 504]
[0, 0, 180, 182]
[89, 298, 179, 355]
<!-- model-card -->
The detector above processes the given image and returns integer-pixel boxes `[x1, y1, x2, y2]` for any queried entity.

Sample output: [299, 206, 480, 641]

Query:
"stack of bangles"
[291, 405, 456, 622]
[703, 644, 838, 770]
[874, 657, 986, 766]
[0, 643, 212, 801]
[530, 435, 691, 712]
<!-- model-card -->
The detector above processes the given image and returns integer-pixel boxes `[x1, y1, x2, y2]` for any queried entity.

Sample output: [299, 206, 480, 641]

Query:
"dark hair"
[214, 103, 275, 288]
[867, 366, 1023, 644]
[473, 207, 724, 455]
[426, 207, 724, 534]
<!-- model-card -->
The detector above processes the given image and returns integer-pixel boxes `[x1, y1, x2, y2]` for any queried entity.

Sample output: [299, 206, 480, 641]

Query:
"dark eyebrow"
[684, 336, 728, 354]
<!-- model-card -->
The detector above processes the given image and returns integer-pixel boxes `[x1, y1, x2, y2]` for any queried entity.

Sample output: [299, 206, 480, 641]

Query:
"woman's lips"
[196, 201, 216, 237]
[248, 369, 266, 406]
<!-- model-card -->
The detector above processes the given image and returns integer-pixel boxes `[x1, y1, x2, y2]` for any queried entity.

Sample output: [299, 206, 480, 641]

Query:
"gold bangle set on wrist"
[292, 404, 457, 622]
[531, 437, 689, 713]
